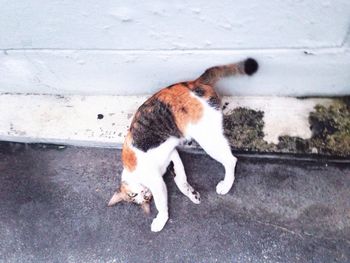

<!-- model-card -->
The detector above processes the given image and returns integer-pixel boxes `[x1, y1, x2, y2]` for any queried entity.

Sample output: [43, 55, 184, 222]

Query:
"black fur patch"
[130, 98, 182, 152]
[193, 86, 205, 97]
[244, 58, 258, 76]
[180, 82, 190, 88]
[166, 82, 190, 89]
[208, 96, 221, 110]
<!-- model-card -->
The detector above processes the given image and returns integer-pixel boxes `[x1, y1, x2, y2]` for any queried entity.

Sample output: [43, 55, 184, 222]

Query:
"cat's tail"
[196, 58, 258, 86]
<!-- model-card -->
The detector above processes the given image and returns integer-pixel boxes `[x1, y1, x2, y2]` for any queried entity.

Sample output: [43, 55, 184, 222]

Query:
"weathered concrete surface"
[1, 49, 350, 96]
[3, 1, 349, 50]
[0, 143, 349, 263]
[223, 97, 350, 157]
[0, 93, 335, 150]
[1, 1, 350, 96]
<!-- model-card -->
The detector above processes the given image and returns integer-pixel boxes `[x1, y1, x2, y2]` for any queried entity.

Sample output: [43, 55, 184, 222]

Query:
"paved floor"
[0, 143, 349, 263]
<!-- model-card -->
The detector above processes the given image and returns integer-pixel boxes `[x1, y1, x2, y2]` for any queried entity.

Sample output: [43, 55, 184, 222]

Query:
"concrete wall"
[1, 0, 350, 96]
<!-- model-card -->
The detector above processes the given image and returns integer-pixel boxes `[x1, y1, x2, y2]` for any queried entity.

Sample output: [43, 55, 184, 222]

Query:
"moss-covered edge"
[223, 97, 350, 157]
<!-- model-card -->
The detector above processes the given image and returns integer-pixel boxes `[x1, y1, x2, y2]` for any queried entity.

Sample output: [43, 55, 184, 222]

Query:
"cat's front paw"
[151, 213, 169, 232]
[189, 190, 201, 204]
[216, 180, 232, 195]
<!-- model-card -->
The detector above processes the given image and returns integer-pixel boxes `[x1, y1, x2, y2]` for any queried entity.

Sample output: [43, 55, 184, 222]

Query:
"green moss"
[308, 98, 350, 156]
[277, 136, 310, 153]
[223, 98, 350, 157]
[223, 108, 275, 152]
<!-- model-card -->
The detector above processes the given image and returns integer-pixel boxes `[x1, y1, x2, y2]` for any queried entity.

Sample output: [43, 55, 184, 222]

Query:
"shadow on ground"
[0, 144, 349, 262]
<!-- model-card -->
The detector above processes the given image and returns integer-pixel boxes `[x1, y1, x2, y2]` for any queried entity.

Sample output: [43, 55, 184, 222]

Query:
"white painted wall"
[0, 0, 350, 96]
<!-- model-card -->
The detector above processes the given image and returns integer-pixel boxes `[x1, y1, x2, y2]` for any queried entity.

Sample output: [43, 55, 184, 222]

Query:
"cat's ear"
[141, 202, 151, 215]
[108, 191, 125, 206]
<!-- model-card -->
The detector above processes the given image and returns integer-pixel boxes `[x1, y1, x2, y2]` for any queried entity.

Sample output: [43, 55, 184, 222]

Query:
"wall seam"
[0, 45, 345, 53]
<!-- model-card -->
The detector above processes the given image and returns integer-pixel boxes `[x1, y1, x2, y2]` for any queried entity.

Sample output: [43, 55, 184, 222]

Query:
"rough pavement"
[0, 143, 349, 263]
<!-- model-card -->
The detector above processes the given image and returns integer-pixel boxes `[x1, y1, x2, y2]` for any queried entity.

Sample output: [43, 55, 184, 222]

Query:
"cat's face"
[108, 181, 152, 214]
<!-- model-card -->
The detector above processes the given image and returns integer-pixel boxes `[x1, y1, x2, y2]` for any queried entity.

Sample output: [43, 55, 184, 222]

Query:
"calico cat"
[108, 58, 258, 232]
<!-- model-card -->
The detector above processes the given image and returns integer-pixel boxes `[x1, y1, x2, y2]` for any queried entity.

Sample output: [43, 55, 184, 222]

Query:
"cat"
[108, 58, 258, 232]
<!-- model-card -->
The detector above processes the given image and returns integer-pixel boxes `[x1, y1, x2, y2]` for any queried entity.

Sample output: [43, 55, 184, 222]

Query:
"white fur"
[186, 96, 237, 194]
[122, 95, 237, 232]
[171, 149, 201, 204]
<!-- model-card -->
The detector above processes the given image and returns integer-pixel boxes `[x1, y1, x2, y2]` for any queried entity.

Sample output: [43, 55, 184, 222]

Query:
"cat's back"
[128, 81, 220, 152]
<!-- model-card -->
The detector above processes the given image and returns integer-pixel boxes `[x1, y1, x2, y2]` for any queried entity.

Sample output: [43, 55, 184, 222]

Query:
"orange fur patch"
[119, 181, 130, 194]
[155, 82, 204, 133]
[122, 133, 137, 172]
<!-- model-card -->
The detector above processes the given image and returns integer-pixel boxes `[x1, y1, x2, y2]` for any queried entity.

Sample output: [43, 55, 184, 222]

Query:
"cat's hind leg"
[188, 109, 237, 195]
[170, 149, 201, 204]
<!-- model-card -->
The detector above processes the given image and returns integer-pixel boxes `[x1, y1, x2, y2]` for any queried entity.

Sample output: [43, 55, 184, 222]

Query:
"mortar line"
[0, 45, 345, 53]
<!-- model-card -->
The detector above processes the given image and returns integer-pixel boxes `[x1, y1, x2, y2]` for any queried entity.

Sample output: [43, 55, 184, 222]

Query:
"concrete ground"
[0, 143, 349, 263]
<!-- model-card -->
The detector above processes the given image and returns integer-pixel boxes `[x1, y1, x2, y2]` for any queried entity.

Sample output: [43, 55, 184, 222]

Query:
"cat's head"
[107, 181, 152, 214]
